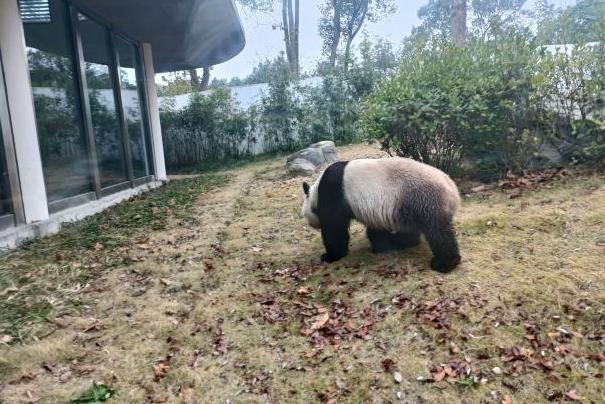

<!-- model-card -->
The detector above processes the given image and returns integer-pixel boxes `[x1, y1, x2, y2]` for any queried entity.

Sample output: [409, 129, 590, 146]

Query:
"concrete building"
[0, 0, 245, 248]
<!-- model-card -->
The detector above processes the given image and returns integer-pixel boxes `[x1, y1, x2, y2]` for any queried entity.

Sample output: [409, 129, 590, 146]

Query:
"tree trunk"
[343, 0, 368, 73]
[189, 69, 200, 89]
[451, 0, 467, 46]
[329, 0, 341, 68]
[200, 66, 211, 90]
[293, 0, 299, 75]
[343, 37, 353, 73]
[282, 0, 292, 70]
[282, 0, 299, 76]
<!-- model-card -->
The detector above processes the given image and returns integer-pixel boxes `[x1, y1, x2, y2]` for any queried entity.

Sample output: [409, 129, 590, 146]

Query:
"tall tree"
[415, 0, 528, 44]
[451, 0, 467, 46]
[319, 0, 396, 71]
[189, 66, 212, 91]
[237, 0, 299, 75]
[282, 0, 300, 75]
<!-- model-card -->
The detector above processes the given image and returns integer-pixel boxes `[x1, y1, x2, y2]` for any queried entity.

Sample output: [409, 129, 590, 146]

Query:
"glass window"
[23, 0, 93, 201]
[0, 80, 13, 217]
[115, 38, 152, 178]
[78, 13, 128, 188]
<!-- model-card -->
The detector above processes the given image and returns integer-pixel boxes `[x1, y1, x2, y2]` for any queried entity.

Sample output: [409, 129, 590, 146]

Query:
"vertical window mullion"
[68, 4, 101, 197]
[0, 52, 24, 224]
[110, 33, 135, 185]
[134, 45, 154, 176]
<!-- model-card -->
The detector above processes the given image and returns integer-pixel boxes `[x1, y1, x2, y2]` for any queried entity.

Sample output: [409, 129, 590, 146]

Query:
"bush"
[362, 36, 560, 177]
[160, 88, 249, 171]
[538, 43, 605, 168]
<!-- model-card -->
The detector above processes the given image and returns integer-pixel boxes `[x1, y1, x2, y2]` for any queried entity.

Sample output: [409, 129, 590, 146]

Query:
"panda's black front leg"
[320, 218, 351, 263]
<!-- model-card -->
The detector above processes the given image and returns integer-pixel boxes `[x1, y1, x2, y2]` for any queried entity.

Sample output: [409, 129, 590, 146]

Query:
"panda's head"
[301, 181, 321, 230]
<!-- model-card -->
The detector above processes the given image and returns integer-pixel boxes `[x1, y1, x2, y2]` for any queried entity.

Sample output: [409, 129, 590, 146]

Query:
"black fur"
[315, 161, 461, 272]
[302, 182, 310, 196]
[317, 161, 351, 262]
[419, 217, 460, 273]
[366, 228, 420, 253]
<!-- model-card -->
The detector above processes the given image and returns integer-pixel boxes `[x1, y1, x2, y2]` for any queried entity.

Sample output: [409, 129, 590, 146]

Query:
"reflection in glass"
[23, 0, 92, 201]
[116, 38, 151, 178]
[0, 125, 12, 216]
[79, 13, 128, 188]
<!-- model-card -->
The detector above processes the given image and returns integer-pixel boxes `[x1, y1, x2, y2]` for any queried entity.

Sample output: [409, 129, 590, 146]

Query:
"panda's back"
[342, 157, 460, 231]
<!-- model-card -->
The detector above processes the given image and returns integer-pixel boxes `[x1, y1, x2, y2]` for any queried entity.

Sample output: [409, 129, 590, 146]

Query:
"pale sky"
[210, 0, 578, 81]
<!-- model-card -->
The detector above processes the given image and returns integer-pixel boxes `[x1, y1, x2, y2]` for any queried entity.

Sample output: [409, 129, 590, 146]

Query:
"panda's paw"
[321, 253, 344, 263]
[430, 255, 461, 273]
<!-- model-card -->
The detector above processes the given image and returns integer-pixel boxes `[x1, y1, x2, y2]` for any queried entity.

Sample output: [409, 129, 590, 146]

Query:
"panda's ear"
[302, 182, 310, 197]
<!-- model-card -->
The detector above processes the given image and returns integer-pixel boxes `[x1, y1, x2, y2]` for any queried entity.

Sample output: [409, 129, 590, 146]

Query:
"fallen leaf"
[471, 184, 488, 193]
[311, 312, 330, 330]
[393, 371, 403, 384]
[432, 367, 446, 381]
[565, 390, 583, 401]
[0, 287, 19, 297]
[160, 278, 172, 286]
[297, 287, 311, 295]
[154, 362, 170, 382]
[9, 372, 37, 384]
[502, 394, 512, 404]
[1, 334, 13, 344]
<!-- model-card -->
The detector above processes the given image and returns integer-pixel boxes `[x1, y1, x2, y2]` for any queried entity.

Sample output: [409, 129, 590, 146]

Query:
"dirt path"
[1, 144, 605, 403]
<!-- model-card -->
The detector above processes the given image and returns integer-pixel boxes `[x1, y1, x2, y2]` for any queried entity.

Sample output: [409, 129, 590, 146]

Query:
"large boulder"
[286, 158, 316, 177]
[285, 140, 340, 177]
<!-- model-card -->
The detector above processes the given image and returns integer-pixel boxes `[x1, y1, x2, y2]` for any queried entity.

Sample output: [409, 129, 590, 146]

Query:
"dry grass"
[1, 143, 604, 403]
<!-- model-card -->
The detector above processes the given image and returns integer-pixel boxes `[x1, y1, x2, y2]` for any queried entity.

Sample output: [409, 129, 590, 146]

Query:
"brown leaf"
[9, 372, 37, 384]
[571, 331, 584, 339]
[381, 358, 396, 373]
[432, 367, 446, 382]
[297, 287, 311, 295]
[160, 278, 172, 286]
[501, 395, 512, 404]
[154, 361, 170, 382]
[565, 390, 583, 401]
[311, 312, 330, 330]
[82, 319, 103, 333]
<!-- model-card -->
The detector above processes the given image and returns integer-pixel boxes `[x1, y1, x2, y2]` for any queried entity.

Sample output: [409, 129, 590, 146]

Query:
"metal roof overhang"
[72, 0, 246, 72]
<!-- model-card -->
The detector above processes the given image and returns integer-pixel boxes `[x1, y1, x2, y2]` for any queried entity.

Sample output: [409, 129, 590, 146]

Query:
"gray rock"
[322, 144, 338, 163]
[285, 140, 340, 176]
[298, 147, 327, 166]
[286, 158, 316, 177]
[310, 140, 336, 149]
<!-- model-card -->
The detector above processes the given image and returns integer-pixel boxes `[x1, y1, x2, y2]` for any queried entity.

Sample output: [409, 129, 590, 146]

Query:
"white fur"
[343, 158, 460, 231]
[302, 171, 322, 229]
[302, 157, 460, 231]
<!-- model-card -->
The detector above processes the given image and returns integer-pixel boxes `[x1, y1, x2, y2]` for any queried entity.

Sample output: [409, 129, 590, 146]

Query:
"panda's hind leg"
[367, 228, 420, 253]
[422, 218, 461, 273]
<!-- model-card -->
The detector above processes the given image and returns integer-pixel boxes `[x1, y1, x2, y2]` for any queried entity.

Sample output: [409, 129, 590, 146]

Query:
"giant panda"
[301, 157, 461, 272]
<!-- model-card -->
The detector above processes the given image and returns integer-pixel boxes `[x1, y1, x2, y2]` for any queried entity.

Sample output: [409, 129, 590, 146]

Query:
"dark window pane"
[79, 13, 128, 188]
[0, 59, 13, 217]
[23, 0, 92, 201]
[116, 38, 151, 178]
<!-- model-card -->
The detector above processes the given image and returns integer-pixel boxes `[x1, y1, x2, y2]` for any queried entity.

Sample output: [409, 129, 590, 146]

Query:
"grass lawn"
[1, 144, 604, 403]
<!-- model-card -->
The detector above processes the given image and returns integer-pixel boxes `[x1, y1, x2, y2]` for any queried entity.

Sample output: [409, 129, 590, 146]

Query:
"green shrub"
[362, 36, 553, 177]
[160, 87, 249, 170]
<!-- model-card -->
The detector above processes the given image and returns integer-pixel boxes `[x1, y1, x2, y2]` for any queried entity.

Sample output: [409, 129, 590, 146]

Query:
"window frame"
[0, 49, 25, 229]
[23, 0, 157, 214]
